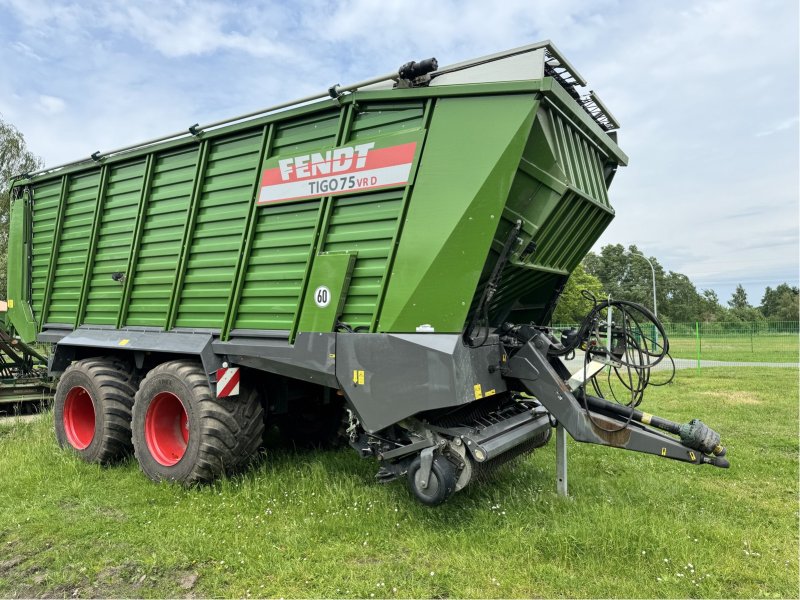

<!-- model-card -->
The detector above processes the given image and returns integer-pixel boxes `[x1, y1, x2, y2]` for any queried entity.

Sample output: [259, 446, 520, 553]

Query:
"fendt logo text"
[258, 141, 417, 204]
[278, 143, 375, 181]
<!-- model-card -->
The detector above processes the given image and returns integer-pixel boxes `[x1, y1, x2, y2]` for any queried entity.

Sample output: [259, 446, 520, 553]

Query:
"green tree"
[584, 243, 730, 322]
[727, 284, 764, 322]
[1, 115, 43, 298]
[699, 288, 727, 321]
[585, 244, 657, 307]
[552, 263, 604, 323]
[760, 284, 800, 321]
[728, 284, 749, 310]
[662, 272, 702, 321]
[584, 244, 667, 317]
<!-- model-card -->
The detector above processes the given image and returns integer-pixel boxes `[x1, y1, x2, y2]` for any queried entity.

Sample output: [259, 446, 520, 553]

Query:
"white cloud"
[756, 116, 799, 137]
[98, 2, 294, 58]
[35, 95, 66, 115]
[10, 41, 41, 61]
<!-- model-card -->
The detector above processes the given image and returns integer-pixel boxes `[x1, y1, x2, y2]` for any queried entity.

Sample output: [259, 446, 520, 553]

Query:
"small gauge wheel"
[406, 454, 458, 506]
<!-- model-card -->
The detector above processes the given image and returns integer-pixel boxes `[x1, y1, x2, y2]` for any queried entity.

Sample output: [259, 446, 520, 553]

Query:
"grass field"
[667, 334, 799, 363]
[0, 367, 797, 598]
[549, 323, 799, 364]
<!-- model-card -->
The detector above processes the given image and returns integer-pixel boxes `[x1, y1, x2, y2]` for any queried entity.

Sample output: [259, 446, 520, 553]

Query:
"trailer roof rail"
[581, 91, 622, 131]
[20, 40, 617, 179]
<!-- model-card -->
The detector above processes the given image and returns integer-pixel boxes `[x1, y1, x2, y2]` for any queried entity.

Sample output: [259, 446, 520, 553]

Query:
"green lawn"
[0, 368, 797, 598]
[667, 334, 799, 363]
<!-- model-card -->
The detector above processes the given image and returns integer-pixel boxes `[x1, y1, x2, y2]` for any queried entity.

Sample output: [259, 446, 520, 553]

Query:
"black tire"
[406, 455, 458, 506]
[53, 356, 138, 464]
[131, 360, 264, 484]
[531, 426, 552, 448]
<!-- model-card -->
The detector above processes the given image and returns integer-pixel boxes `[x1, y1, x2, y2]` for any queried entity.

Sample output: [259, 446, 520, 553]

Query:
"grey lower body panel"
[50, 328, 509, 435]
[334, 333, 506, 433]
[50, 328, 222, 375]
[214, 333, 337, 388]
[219, 332, 507, 433]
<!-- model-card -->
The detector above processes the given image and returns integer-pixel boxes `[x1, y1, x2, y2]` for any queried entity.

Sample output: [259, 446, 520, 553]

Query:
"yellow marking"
[357, 370, 365, 385]
[689, 451, 697, 461]
[119, 339, 130, 346]
[353, 369, 359, 383]
[714, 444, 723, 454]
[7, 299, 13, 309]
[473, 383, 483, 399]
[640, 412, 652, 425]
[661, 447, 667, 457]
[328, 353, 336, 358]
[485, 389, 496, 397]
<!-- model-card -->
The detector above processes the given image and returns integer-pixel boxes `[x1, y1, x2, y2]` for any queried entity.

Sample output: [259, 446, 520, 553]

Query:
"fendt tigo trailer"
[7, 41, 728, 504]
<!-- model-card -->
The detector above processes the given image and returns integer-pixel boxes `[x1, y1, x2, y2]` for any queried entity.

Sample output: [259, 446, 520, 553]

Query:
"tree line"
[552, 243, 799, 324]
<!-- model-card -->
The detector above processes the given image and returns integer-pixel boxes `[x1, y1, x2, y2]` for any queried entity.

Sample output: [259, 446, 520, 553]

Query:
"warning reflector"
[216, 367, 240, 398]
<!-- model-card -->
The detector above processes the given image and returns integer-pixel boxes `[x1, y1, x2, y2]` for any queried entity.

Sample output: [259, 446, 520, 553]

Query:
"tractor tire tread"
[54, 356, 138, 464]
[132, 360, 264, 484]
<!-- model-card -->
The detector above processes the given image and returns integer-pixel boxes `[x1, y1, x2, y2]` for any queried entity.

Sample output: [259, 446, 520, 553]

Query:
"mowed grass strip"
[666, 333, 799, 363]
[0, 367, 797, 598]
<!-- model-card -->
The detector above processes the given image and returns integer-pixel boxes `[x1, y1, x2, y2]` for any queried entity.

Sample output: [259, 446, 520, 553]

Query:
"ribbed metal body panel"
[173, 131, 264, 329]
[487, 103, 616, 325]
[321, 190, 404, 329]
[125, 148, 197, 327]
[83, 160, 146, 324]
[13, 60, 626, 342]
[45, 172, 101, 324]
[29, 179, 62, 319]
[233, 200, 321, 331]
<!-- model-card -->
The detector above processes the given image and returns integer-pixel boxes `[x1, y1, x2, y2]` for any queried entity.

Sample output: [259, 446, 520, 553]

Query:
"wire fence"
[551, 321, 799, 373]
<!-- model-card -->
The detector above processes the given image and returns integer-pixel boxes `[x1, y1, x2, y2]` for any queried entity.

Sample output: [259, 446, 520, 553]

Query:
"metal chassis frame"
[506, 333, 705, 466]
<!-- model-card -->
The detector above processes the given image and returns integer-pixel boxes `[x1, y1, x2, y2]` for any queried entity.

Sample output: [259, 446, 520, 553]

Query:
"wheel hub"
[145, 391, 189, 466]
[63, 386, 95, 450]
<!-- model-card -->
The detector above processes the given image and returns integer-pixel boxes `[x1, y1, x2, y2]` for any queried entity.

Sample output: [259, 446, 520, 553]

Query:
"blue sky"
[1, 0, 797, 306]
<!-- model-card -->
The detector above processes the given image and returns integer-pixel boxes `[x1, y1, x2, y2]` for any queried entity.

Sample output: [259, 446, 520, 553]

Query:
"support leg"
[556, 422, 568, 497]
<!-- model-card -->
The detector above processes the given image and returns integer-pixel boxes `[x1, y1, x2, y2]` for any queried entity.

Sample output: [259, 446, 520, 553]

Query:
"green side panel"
[378, 95, 538, 333]
[487, 103, 616, 325]
[232, 109, 343, 332]
[543, 106, 609, 205]
[233, 200, 322, 331]
[272, 109, 341, 154]
[29, 179, 63, 320]
[319, 100, 428, 331]
[14, 85, 622, 338]
[276, 101, 428, 333]
[321, 190, 404, 329]
[125, 147, 198, 326]
[6, 195, 37, 342]
[45, 171, 101, 324]
[348, 101, 427, 141]
[82, 160, 147, 325]
[296, 252, 356, 333]
[173, 130, 263, 329]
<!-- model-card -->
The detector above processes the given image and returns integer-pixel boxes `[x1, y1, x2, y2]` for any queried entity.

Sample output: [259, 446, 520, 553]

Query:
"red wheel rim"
[145, 392, 189, 466]
[63, 386, 96, 450]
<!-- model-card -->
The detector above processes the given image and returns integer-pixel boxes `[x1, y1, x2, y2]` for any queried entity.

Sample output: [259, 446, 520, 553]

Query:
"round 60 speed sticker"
[314, 285, 331, 308]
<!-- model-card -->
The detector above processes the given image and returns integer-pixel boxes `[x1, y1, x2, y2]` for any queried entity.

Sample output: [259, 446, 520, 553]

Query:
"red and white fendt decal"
[258, 141, 417, 204]
[216, 367, 240, 398]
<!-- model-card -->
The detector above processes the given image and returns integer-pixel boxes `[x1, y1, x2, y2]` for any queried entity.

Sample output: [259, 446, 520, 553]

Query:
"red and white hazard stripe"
[216, 367, 240, 398]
